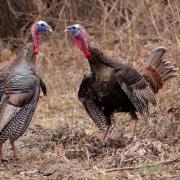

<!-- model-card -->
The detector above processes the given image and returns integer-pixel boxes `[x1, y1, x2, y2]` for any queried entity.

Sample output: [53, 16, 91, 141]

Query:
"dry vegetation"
[0, 0, 180, 179]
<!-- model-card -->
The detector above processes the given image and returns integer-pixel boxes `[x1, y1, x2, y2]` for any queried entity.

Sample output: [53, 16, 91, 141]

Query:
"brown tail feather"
[144, 47, 166, 67]
[143, 47, 178, 94]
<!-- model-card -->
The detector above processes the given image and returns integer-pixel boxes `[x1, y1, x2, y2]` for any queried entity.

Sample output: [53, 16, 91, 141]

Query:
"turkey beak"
[47, 25, 52, 32]
[64, 26, 71, 32]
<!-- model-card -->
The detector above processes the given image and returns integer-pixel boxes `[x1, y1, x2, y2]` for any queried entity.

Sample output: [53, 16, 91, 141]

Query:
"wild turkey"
[65, 24, 178, 141]
[0, 20, 52, 161]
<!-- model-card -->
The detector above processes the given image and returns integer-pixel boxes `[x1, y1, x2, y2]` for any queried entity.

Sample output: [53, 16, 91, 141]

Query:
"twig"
[105, 157, 180, 172]
[169, 106, 180, 121]
[149, 6, 162, 40]
[6, 0, 18, 19]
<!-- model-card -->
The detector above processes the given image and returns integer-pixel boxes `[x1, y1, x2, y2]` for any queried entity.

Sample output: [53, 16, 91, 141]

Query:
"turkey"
[0, 20, 52, 161]
[65, 24, 178, 141]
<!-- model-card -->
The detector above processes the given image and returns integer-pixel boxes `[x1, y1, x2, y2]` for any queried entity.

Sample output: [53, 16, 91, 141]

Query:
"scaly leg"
[102, 125, 111, 142]
[0, 142, 7, 162]
[0, 142, 3, 161]
[130, 119, 137, 137]
[10, 141, 20, 160]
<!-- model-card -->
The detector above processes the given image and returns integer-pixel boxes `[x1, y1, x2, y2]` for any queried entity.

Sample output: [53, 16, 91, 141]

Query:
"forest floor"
[0, 35, 179, 179]
[0, 110, 179, 179]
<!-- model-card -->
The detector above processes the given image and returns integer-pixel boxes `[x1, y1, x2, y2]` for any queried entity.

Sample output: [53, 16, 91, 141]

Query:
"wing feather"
[114, 66, 157, 123]
[0, 98, 21, 132]
[78, 73, 108, 130]
[0, 74, 39, 132]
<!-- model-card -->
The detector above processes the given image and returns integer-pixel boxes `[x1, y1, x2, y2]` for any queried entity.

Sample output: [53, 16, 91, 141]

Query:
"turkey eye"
[72, 26, 76, 29]
[41, 24, 45, 27]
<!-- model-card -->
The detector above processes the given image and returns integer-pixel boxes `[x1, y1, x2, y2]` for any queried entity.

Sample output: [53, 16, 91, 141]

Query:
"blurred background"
[0, 0, 179, 178]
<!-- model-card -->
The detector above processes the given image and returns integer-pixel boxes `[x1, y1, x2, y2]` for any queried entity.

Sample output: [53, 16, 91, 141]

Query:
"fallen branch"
[105, 157, 180, 172]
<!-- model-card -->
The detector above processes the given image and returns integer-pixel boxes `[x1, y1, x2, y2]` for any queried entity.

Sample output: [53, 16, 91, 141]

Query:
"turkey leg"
[130, 119, 137, 137]
[10, 141, 20, 160]
[0, 142, 7, 162]
[102, 125, 111, 142]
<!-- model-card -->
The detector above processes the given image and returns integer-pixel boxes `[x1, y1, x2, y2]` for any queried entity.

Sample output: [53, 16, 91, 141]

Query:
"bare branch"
[105, 157, 180, 172]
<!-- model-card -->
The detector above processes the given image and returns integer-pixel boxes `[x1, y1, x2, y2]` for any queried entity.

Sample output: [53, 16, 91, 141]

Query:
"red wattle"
[83, 49, 91, 58]
[34, 47, 39, 55]
[73, 37, 91, 58]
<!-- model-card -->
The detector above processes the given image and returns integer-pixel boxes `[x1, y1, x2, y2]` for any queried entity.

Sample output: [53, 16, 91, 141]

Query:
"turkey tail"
[40, 78, 47, 96]
[143, 47, 178, 94]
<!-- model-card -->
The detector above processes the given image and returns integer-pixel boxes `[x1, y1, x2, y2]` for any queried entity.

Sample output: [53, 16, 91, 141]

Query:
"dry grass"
[0, 0, 180, 179]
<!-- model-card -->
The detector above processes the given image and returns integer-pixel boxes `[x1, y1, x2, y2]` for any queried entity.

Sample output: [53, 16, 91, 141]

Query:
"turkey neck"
[12, 42, 36, 71]
[87, 46, 113, 82]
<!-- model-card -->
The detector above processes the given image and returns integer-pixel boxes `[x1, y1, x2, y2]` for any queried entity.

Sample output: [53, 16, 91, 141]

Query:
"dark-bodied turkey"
[65, 24, 178, 142]
[0, 21, 52, 161]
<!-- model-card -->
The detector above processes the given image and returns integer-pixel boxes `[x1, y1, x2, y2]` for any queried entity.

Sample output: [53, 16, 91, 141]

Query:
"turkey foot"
[0, 155, 8, 163]
[0, 143, 8, 163]
[0, 158, 8, 163]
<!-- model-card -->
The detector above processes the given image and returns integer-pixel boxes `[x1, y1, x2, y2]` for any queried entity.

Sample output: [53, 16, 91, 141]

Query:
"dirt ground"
[0, 83, 179, 179]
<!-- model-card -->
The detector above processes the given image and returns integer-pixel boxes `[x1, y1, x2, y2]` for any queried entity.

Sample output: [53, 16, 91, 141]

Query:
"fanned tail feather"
[144, 47, 178, 94]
